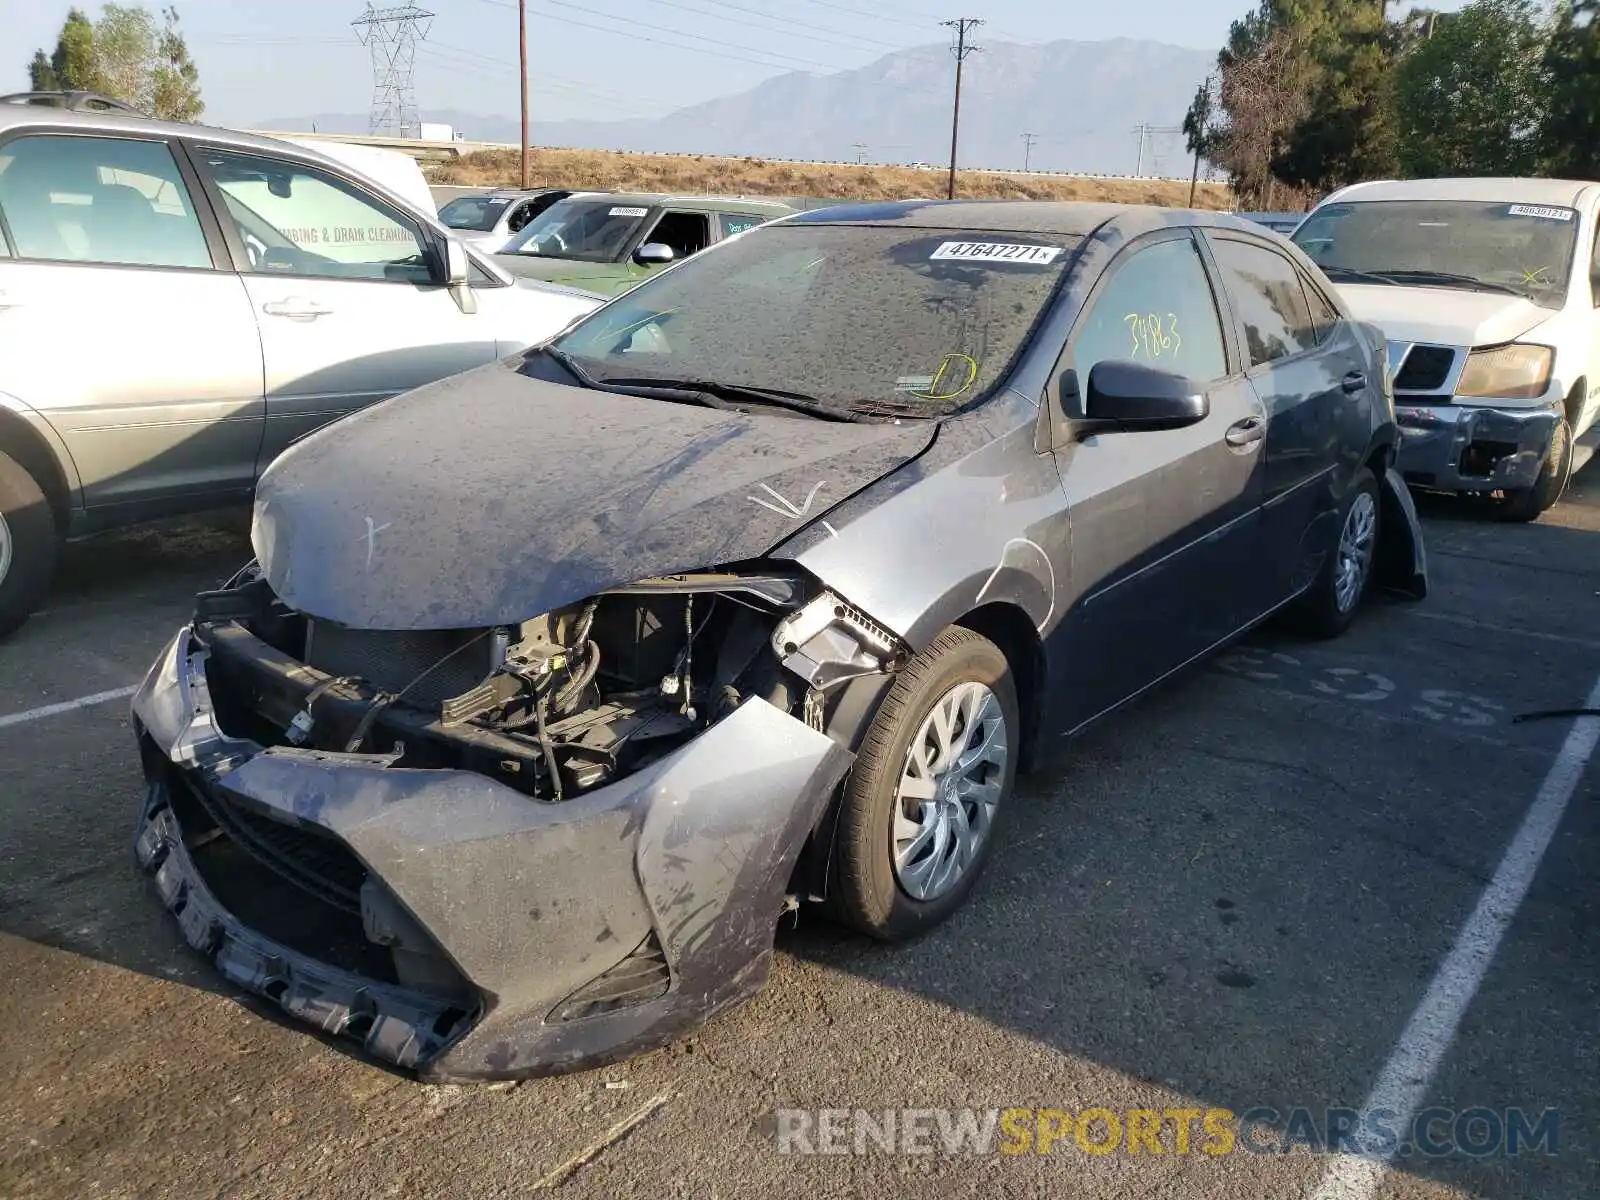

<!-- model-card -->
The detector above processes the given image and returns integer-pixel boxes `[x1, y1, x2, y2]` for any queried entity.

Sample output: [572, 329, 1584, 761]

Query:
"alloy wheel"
[892, 680, 1009, 902]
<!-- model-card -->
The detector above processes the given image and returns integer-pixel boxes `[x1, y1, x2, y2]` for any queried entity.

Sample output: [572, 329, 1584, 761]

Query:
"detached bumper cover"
[1395, 401, 1560, 492]
[131, 626, 852, 1080]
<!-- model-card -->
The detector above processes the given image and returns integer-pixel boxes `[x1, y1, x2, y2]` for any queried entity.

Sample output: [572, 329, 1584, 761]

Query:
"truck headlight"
[1456, 343, 1553, 400]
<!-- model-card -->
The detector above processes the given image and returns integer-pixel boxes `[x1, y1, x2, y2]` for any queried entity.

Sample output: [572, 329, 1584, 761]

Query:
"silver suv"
[0, 93, 604, 635]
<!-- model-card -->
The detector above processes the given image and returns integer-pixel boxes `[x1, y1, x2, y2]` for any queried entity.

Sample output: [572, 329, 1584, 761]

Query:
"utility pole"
[519, 0, 530, 188]
[1020, 131, 1038, 172]
[853, 142, 868, 164]
[941, 17, 983, 200]
[1133, 122, 1149, 177]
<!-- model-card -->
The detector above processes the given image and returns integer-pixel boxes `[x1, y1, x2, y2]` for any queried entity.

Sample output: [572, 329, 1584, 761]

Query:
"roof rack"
[0, 90, 147, 115]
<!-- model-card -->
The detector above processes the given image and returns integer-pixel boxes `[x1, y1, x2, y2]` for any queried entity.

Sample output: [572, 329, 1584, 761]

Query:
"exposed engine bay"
[194, 563, 908, 803]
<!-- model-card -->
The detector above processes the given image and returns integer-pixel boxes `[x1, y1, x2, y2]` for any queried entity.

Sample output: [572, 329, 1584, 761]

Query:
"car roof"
[782, 199, 1269, 238]
[1321, 177, 1600, 207]
[0, 104, 365, 161]
[564, 191, 796, 214]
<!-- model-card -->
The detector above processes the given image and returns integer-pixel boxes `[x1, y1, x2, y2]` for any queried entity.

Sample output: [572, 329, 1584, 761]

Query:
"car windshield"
[502, 198, 652, 262]
[438, 195, 513, 232]
[549, 223, 1077, 418]
[1292, 199, 1578, 307]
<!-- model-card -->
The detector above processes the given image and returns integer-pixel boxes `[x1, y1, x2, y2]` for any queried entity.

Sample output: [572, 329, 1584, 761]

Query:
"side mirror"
[443, 238, 471, 286]
[440, 237, 476, 314]
[1074, 360, 1208, 438]
[633, 242, 675, 266]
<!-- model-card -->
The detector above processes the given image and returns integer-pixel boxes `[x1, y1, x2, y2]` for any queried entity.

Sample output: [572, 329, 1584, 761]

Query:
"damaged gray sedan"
[131, 201, 1428, 1081]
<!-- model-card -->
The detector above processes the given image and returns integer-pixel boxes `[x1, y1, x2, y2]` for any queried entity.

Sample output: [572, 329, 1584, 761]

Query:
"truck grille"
[1393, 345, 1456, 392]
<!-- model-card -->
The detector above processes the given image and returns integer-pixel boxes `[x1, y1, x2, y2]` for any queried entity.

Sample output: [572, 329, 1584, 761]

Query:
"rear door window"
[0, 134, 211, 269]
[718, 212, 768, 238]
[1210, 237, 1318, 366]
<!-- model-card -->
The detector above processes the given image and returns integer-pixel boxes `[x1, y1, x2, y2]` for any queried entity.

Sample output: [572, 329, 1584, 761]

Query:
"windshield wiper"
[1321, 266, 1403, 286]
[595, 377, 859, 422]
[1374, 269, 1524, 296]
[541, 345, 599, 387]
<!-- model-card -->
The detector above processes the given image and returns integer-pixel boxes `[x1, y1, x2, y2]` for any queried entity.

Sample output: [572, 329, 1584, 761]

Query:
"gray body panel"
[131, 200, 1428, 1079]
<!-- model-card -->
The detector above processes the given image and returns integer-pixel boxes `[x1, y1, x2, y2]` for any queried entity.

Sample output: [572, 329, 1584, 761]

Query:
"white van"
[1292, 178, 1600, 520]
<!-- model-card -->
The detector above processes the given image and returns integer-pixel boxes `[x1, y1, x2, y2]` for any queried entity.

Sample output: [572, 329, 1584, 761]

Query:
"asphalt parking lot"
[2, 461, 1598, 1200]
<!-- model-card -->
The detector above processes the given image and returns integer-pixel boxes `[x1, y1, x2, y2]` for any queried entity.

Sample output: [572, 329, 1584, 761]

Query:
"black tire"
[826, 626, 1019, 941]
[1288, 466, 1380, 640]
[0, 450, 58, 639]
[1499, 418, 1571, 523]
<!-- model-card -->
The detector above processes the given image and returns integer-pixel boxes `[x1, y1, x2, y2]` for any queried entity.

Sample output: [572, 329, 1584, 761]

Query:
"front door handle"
[1342, 371, 1367, 394]
[1225, 415, 1266, 448]
[0, 290, 22, 310]
[262, 298, 333, 321]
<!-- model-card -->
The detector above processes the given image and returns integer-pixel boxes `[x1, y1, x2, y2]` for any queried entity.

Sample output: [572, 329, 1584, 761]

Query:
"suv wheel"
[1500, 418, 1571, 523]
[0, 450, 59, 638]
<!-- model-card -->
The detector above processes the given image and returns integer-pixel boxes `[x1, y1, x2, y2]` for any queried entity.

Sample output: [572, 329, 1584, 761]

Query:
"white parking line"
[1310, 670, 1600, 1200]
[0, 686, 138, 731]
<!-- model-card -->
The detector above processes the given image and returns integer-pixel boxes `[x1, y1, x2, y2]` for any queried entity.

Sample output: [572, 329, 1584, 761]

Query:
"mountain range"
[257, 38, 1215, 176]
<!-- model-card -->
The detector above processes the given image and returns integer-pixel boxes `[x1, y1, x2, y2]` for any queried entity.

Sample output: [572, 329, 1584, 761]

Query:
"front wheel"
[1288, 466, 1380, 639]
[1500, 418, 1571, 523]
[826, 626, 1019, 941]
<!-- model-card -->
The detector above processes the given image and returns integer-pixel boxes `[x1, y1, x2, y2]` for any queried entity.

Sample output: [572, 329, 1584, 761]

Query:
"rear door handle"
[1225, 415, 1266, 449]
[262, 298, 333, 320]
[1342, 371, 1367, 394]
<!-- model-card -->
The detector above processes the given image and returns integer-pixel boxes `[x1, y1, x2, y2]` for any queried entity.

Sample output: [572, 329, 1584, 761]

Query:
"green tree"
[24, 5, 202, 120]
[1273, 0, 1400, 192]
[94, 4, 157, 109]
[151, 7, 203, 121]
[28, 49, 59, 90]
[1394, 0, 1552, 177]
[47, 7, 101, 92]
[1543, 0, 1600, 177]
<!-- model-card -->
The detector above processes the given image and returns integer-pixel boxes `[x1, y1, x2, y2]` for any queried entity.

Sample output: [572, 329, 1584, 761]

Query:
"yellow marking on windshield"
[909, 353, 979, 400]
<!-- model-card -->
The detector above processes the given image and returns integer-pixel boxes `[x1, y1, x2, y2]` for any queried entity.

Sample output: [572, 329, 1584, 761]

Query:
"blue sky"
[3, 0, 1467, 127]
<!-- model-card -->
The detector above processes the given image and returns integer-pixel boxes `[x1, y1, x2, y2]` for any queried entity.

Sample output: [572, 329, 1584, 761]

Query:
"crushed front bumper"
[131, 625, 852, 1080]
[1395, 400, 1560, 493]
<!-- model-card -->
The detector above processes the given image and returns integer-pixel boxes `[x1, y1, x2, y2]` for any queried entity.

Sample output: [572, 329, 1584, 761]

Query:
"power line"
[639, 0, 905, 51]
[352, 3, 433, 137]
[941, 16, 981, 199]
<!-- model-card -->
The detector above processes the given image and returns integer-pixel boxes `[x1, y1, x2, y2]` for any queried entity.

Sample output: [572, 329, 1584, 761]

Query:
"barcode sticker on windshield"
[1507, 204, 1573, 221]
[931, 241, 1064, 265]
[609, 206, 650, 217]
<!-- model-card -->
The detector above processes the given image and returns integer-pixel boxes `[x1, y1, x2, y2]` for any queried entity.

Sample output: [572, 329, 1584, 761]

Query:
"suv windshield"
[502, 198, 652, 262]
[1292, 200, 1578, 307]
[438, 195, 513, 232]
[549, 223, 1077, 418]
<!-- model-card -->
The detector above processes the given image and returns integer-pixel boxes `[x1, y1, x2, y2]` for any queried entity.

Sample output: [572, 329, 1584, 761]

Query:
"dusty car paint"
[133, 201, 1428, 1080]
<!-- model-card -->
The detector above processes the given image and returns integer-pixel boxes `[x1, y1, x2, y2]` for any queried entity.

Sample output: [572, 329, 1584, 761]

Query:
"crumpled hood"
[1333, 283, 1553, 348]
[252, 363, 935, 629]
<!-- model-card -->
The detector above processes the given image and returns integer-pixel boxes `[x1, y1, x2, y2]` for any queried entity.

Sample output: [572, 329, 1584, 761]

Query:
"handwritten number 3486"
[1124, 312, 1183, 360]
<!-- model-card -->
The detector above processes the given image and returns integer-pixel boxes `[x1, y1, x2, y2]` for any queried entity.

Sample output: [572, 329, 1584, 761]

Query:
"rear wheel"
[1500, 418, 1571, 523]
[826, 626, 1018, 941]
[1288, 466, 1380, 639]
[0, 449, 58, 639]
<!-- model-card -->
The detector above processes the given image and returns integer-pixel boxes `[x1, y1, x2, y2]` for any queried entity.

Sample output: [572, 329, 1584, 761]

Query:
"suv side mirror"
[633, 242, 675, 266]
[444, 238, 471, 286]
[440, 237, 477, 314]
[1074, 360, 1208, 438]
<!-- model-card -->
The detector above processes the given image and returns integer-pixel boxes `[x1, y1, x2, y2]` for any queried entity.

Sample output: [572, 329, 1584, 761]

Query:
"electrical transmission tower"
[941, 17, 983, 200]
[352, 3, 433, 138]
